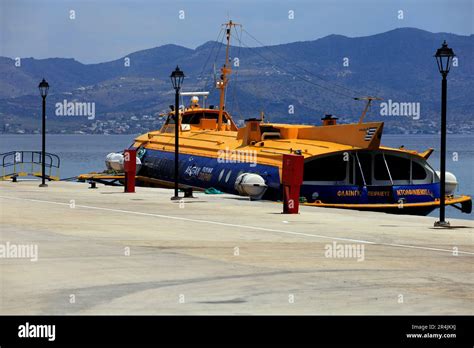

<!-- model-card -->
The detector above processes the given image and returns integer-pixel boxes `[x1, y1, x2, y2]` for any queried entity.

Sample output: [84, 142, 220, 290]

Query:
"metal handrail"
[1, 151, 61, 180]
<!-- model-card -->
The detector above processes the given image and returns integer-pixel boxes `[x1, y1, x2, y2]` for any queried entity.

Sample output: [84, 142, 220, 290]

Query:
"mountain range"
[0, 27, 473, 134]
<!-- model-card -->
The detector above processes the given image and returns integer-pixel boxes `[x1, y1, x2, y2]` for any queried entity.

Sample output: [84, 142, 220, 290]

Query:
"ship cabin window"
[355, 152, 372, 186]
[303, 154, 348, 185]
[374, 154, 390, 181]
[181, 112, 229, 125]
[371, 152, 432, 185]
[412, 161, 428, 180]
[303, 151, 434, 187]
[384, 154, 411, 181]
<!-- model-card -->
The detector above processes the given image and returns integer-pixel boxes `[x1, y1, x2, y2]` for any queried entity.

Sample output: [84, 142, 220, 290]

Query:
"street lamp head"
[38, 78, 49, 98]
[434, 41, 455, 75]
[170, 66, 185, 90]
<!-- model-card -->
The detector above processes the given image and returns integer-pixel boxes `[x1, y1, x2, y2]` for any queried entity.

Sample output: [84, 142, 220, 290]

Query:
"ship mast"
[217, 20, 240, 131]
[355, 96, 382, 123]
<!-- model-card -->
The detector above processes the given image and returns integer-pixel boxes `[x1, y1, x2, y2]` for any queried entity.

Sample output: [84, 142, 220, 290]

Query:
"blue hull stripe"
[140, 148, 441, 204]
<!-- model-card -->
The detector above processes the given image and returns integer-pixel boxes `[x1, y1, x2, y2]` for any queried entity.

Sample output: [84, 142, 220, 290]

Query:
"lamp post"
[434, 41, 455, 227]
[170, 66, 185, 200]
[38, 78, 49, 188]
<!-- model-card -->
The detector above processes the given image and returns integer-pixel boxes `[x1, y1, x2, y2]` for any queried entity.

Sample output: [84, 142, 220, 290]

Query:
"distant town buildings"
[1, 111, 473, 135]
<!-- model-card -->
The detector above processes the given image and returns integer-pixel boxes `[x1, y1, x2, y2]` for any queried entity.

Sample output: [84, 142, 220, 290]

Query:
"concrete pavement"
[0, 180, 472, 314]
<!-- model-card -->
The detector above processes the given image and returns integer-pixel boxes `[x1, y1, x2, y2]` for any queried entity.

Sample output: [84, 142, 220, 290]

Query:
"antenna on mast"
[354, 96, 382, 124]
[217, 20, 241, 131]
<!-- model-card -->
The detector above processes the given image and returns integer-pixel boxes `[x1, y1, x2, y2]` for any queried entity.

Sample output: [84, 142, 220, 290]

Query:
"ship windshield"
[303, 151, 434, 186]
[372, 152, 433, 185]
[384, 154, 411, 181]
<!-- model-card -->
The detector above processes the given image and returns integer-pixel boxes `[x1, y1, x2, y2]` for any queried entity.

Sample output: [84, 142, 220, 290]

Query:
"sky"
[0, 0, 472, 64]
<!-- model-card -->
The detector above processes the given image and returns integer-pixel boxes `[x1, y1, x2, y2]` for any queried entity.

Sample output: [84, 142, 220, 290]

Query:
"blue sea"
[0, 134, 472, 219]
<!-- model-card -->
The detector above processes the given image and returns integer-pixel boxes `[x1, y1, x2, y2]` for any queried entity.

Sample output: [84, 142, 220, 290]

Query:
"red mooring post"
[123, 149, 136, 193]
[282, 154, 304, 214]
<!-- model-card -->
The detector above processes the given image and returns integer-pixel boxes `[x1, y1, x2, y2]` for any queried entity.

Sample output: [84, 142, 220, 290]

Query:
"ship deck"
[0, 180, 472, 315]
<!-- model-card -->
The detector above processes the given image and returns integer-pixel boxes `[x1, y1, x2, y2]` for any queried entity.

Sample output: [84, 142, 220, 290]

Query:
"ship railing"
[0, 151, 61, 181]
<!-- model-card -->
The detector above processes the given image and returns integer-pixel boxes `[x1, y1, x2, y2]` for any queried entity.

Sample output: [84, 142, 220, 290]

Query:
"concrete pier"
[0, 180, 472, 314]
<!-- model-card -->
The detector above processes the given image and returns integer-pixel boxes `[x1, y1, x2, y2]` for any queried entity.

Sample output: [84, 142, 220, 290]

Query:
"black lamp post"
[170, 66, 185, 200]
[38, 78, 49, 188]
[434, 41, 455, 227]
